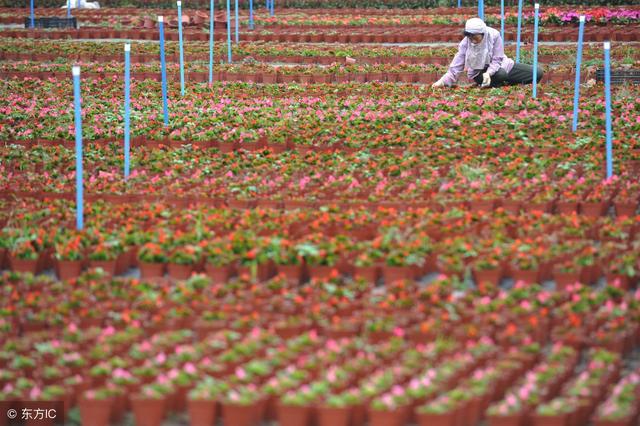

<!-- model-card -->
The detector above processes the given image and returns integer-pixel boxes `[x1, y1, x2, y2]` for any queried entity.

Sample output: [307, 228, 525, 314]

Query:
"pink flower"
[29, 387, 41, 400]
[391, 385, 404, 397]
[184, 363, 197, 375]
[157, 374, 170, 385]
[236, 367, 247, 380]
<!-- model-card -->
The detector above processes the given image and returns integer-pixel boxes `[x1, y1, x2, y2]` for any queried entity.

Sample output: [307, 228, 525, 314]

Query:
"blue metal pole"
[266, 0, 269, 11]
[158, 16, 169, 126]
[226, 0, 232, 63]
[500, 0, 504, 40]
[270, 0, 274, 17]
[478, 0, 484, 20]
[177, 1, 185, 96]
[209, 0, 214, 85]
[532, 3, 539, 98]
[604, 41, 613, 179]
[67, 0, 71, 18]
[29, 0, 34, 28]
[234, 0, 239, 43]
[72, 66, 83, 230]
[124, 43, 131, 179]
[457, 0, 460, 8]
[572, 16, 585, 132]
[516, 0, 523, 63]
[249, 0, 254, 30]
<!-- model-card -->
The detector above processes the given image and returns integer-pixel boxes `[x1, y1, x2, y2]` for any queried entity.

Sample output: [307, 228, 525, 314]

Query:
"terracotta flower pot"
[553, 269, 582, 290]
[90, 259, 117, 276]
[139, 261, 165, 279]
[56, 259, 83, 281]
[277, 403, 313, 426]
[510, 268, 540, 284]
[188, 398, 217, 426]
[277, 264, 304, 284]
[317, 405, 350, 426]
[383, 266, 416, 283]
[9, 255, 39, 274]
[222, 402, 259, 426]
[78, 397, 114, 426]
[167, 263, 194, 280]
[354, 265, 380, 283]
[131, 396, 167, 426]
[556, 201, 579, 215]
[204, 263, 234, 283]
[307, 265, 335, 280]
[416, 410, 459, 426]
[368, 406, 409, 426]
[531, 413, 570, 426]
[614, 202, 637, 217]
[474, 268, 502, 286]
[486, 413, 527, 426]
[580, 202, 608, 217]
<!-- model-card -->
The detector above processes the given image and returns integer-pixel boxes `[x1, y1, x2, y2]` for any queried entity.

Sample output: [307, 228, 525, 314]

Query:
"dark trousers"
[474, 63, 544, 87]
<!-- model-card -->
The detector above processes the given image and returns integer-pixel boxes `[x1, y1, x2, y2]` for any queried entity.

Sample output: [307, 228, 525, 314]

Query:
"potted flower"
[368, 385, 411, 426]
[137, 242, 168, 279]
[167, 244, 202, 280]
[221, 385, 263, 426]
[532, 397, 577, 426]
[278, 384, 323, 426]
[188, 377, 229, 426]
[53, 231, 85, 280]
[416, 392, 463, 426]
[78, 388, 117, 426]
[203, 240, 237, 283]
[88, 237, 124, 276]
[486, 394, 529, 426]
[8, 238, 40, 274]
[318, 389, 363, 426]
[130, 380, 173, 426]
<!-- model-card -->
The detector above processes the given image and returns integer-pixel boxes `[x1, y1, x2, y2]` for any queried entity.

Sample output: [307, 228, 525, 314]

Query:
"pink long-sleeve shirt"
[441, 27, 514, 86]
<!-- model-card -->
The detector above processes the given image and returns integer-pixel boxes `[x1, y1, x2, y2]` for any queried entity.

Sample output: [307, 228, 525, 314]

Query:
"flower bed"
[0, 269, 638, 425]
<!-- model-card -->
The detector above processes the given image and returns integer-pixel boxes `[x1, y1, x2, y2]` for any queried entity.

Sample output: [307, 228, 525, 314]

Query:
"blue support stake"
[532, 3, 539, 99]
[249, 0, 254, 30]
[124, 44, 131, 180]
[572, 16, 585, 132]
[158, 16, 169, 126]
[226, 0, 232, 63]
[516, 0, 523, 63]
[209, 0, 214, 85]
[234, 0, 239, 43]
[604, 41, 613, 179]
[266, 0, 269, 11]
[67, 0, 71, 18]
[177, 1, 185, 96]
[478, 0, 484, 20]
[500, 0, 504, 40]
[29, 0, 34, 28]
[72, 66, 84, 230]
[270, 0, 274, 17]
[457, 0, 460, 8]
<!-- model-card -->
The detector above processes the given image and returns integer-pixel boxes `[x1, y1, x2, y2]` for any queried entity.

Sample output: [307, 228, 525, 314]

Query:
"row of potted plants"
[1, 198, 639, 283]
[1, 267, 639, 425]
[1, 78, 638, 147]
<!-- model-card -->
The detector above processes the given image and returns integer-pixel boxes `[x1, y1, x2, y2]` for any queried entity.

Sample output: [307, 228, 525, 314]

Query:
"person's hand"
[481, 72, 491, 88]
[431, 78, 446, 88]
